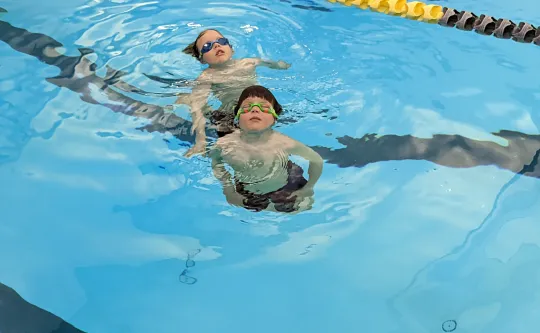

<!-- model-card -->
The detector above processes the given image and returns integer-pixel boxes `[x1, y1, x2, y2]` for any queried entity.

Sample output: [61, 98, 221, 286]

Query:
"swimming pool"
[1, 0, 540, 331]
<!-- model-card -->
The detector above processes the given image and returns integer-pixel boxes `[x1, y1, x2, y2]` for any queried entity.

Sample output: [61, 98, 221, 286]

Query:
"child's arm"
[176, 73, 211, 157]
[244, 58, 291, 70]
[210, 145, 245, 207]
[287, 139, 324, 191]
[210, 147, 234, 187]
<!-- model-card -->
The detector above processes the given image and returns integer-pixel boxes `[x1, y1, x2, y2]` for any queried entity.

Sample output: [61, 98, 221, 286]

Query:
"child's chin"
[243, 123, 262, 130]
[212, 55, 230, 63]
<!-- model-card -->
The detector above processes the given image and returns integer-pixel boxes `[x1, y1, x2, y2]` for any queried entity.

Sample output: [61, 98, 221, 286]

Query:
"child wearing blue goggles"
[177, 29, 292, 158]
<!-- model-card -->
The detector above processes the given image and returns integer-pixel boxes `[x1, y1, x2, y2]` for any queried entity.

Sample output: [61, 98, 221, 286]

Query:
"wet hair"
[234, 85, 283, 116]
[182, 29, 229, 62]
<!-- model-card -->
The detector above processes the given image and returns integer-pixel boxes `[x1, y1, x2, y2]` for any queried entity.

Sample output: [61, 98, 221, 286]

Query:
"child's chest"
[223, 144, 286, 169]
[209, 65, 256, 85]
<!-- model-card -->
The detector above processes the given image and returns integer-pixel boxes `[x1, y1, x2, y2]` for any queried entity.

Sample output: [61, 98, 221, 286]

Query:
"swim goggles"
[199, 37, 230, 57]
[235, 103, 279, 120]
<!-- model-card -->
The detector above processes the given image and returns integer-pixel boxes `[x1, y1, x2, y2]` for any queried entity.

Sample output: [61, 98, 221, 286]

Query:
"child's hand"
[223, 186, 244, 207]
[287, 186, 314, 201]
[256, 59, 291, 70]
[277, 60, 291, 70]
[295, 195, 314, 212]
[184, 141, 207, 158]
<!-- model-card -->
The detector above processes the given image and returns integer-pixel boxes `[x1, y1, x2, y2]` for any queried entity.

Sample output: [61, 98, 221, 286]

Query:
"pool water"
[1, 0, 540, 332]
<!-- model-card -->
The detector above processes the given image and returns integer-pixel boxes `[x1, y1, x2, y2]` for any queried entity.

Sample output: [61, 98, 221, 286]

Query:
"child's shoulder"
[238, 58, 259, 67]
[197, 69, 212, 81]
[271, 131, 299, 149]
[216, 131, 240, 145]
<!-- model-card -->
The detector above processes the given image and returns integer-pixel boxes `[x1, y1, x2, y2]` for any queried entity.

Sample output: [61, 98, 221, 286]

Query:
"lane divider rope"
[328, 0, 540, 46]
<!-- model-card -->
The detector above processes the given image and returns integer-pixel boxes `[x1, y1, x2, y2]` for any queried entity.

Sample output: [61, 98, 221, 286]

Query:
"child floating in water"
[210, 85, 323, 213]
[179, 29, 291, 157]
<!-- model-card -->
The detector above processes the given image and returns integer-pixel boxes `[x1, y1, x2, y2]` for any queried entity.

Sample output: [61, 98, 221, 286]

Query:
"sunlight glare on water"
[1, 0, 540, 332]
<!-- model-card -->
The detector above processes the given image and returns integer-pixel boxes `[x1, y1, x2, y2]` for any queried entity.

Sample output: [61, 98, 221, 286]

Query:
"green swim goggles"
[235, 103, 279, 120]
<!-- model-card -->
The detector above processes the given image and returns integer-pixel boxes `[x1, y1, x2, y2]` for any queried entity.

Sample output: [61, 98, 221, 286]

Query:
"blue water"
[1, 0, 540, 332]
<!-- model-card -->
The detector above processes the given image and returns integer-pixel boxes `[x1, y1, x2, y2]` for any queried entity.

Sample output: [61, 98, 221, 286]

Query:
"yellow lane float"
[328, 0, 540, 45]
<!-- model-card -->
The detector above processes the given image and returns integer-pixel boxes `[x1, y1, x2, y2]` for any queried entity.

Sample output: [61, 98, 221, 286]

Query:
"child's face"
[237, 97, 276, 132]
[196, 30, 233, 65]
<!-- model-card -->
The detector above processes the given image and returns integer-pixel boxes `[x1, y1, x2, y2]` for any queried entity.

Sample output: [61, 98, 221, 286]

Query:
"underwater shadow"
[313, 131, 540, 179]
[0, 282, 85, 332]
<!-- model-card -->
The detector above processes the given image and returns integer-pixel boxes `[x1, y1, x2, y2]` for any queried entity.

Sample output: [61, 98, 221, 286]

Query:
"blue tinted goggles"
[199, 37, 230, 57]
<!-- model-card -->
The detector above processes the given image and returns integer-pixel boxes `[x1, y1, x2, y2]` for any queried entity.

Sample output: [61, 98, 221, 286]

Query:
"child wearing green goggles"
[234, 102, 279, 121]
[179, 29, 291, 158]
[210, 85, 324, 213]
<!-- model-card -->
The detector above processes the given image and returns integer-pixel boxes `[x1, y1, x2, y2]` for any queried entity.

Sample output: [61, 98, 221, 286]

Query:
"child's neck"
[239, 128, 273, 144]
[209, 59, 234, 70]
